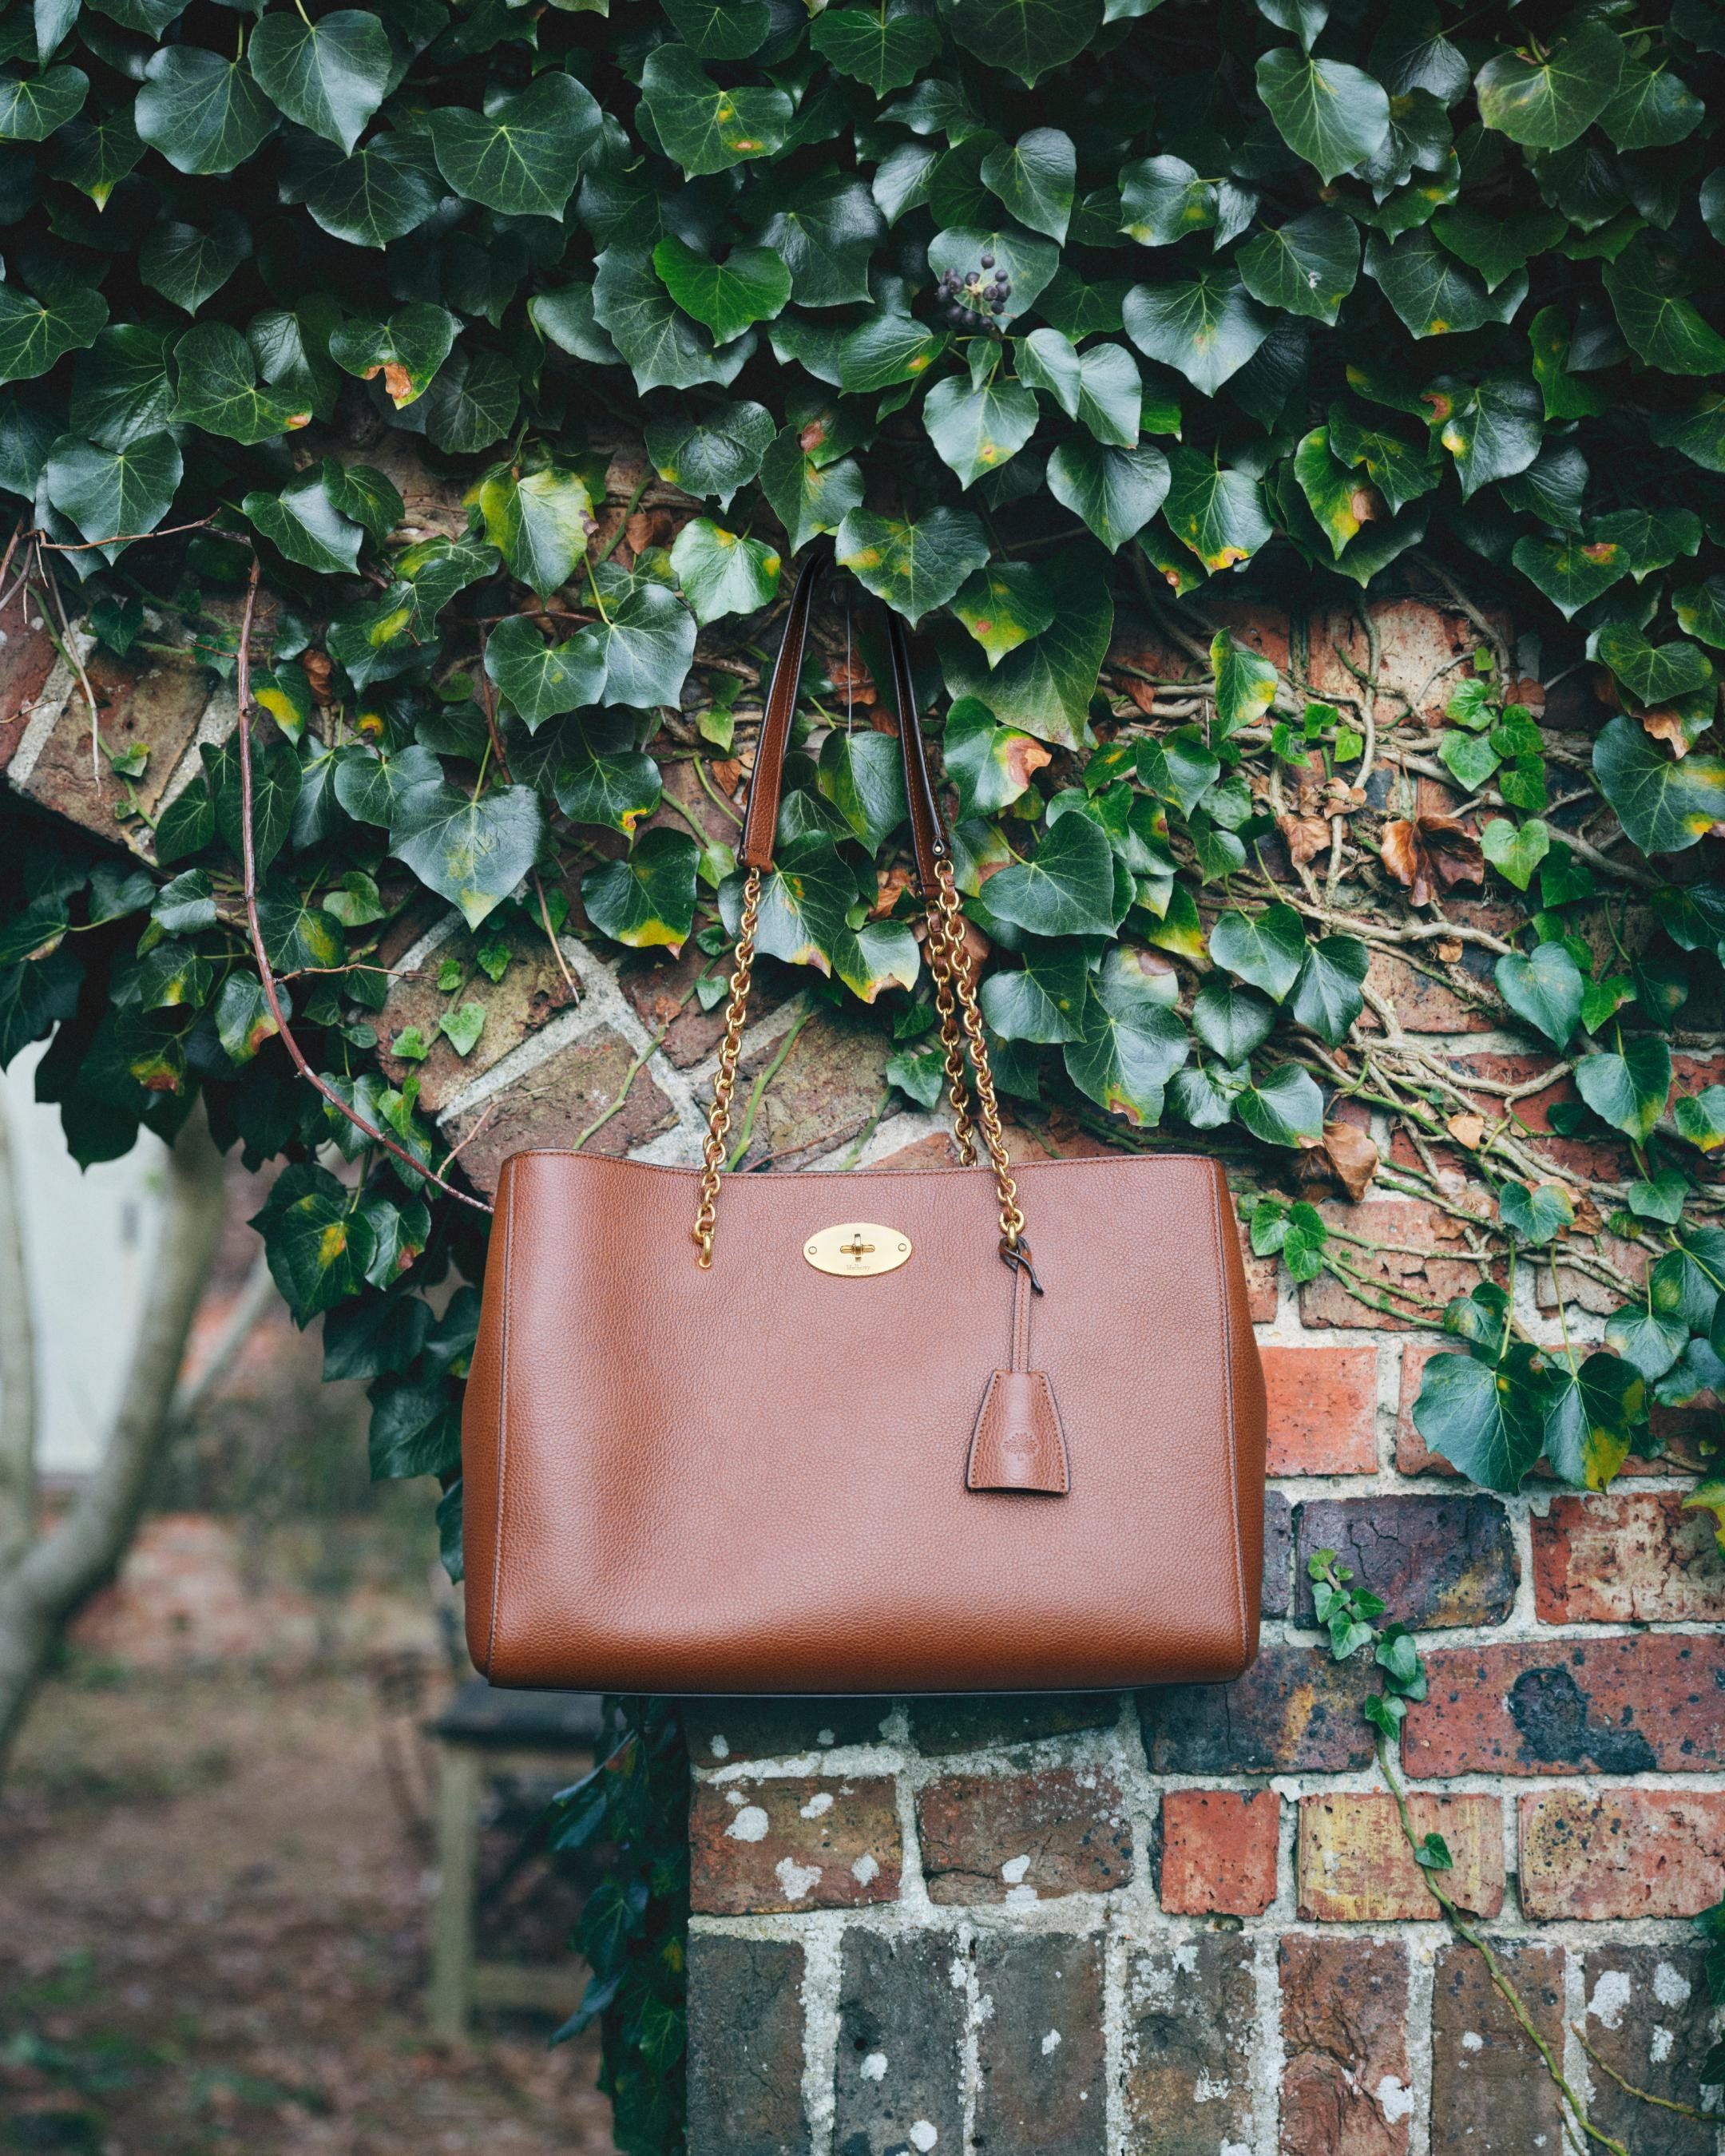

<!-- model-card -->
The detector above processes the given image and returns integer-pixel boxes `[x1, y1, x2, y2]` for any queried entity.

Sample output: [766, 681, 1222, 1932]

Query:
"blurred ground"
[0, 1667, 621, 2156]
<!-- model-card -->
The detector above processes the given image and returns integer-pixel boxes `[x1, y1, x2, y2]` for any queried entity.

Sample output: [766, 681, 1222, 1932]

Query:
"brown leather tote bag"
[462, 552, 1267, 1695]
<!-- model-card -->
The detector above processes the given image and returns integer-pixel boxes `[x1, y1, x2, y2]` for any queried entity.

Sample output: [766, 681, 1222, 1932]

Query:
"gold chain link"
[692, 867, 761, 1266]
[923, 904, 978, 1167]
[933, 862, 1026, 1250]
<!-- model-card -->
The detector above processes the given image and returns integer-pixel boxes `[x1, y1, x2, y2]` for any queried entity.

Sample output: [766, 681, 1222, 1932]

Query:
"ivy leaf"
[839, 312, 946, 394]
[1575, 1036, 1671, 1142]
[251, 1163, 378, 1324]
[248, 10, 390, 155]
[390, 783, 545, 930]
[1063, 946, 1188, 1124]
[473, 459, 594, 598]
[1255, 49, 1391, 182]
[1411, 1349, 1546, 1493]
[943, 0, 1103, 85]
[1209, 628, 1279, 735]
[1236, 1062, 1325, 1146]
[639, 44, 791, 178]
[1541, 1353, 1644, 1492]
[835, 505, 990, 625]
[1510, 533, 1628, 620]
[819, 728, 906, 850]
[937, 547, 1112, 750]
[1211, 903, 1307, 1001]
[979, 937, 1089, 1043]
[244, 466, 364, 575]
[808, 7, 942, 93]
[660, 0, 770, 57]
[1429, 373, 1543, 497]
[1370, 1, 1470, 103]
[1162, 449, 1274, 572]
[483, 614, 603, 729]
[1499, 1178, 1575, 1245]
[1595, 624, 1715, 711]
[950, 564, 1056, 669]
[758, 176, 884, 307]
[1495, 942, 1584, 1047]
[52, 109, 145, 206]
[1481, 815, 1549, 890]
[1326, 402, 1441, 513]
[1599, 57, 1703, 149]
[419, 347, 519, 458]
[327, 305, 456, 412]
[644, 399, 775, 509]
[585, 569, 699, 711]
[981, 810, 1123, 937]
[552, 716, 662, 836]
[1291, 935, 1369, 1042]
[923, 375, 1041, 489]
[1237, 208, 1360, 326]
[42, 429, 180, 563]
[1365, 229, 1501, 338]
[1592, 715, 1725, 855]
[979, 126, 1075, 244]
[0, 281, 105, 384]
[651, 236, 791, 343]
[430, 73, 601, 219]
[1603, 240, 1725, 377]
[134, 45, 276, 175]
[0, 63, 85, 141]
[1473, 20, 1625, 150]
[1123, 268, 1271, 394]
[1675, 1086, 1725, 1151]
[593, 246, 754, 395]
[1192, 978, 1277, 1060]
[759, 429, 864, 553]
[303, 133, 442, 249]
[1047, 439, 1168, 552]
[1118, 154, 1216, 246]
[172, 322, 311, 443]
[669, 517, 780, 625]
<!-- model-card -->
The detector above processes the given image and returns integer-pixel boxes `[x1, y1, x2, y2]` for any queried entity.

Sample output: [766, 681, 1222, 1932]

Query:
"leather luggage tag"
[965, 1248, 1069, 1495]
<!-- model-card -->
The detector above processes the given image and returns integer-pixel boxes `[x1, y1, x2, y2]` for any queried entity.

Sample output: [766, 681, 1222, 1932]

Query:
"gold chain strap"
[692, 866, 761, 1266]
[932, 862, 1026, 1250]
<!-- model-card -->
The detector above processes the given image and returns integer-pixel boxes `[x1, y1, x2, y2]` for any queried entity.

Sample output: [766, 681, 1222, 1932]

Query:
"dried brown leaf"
[1322, 1119, 1378, 1202]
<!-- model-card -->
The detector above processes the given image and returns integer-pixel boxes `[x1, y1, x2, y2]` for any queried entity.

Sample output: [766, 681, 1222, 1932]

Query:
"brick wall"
[680, 1249, 1725, 2156]
[7, 561, 1724, 2154]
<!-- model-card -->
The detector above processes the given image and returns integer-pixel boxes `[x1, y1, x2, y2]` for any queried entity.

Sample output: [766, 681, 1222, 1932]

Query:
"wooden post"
[426, 1742, 483, 2044]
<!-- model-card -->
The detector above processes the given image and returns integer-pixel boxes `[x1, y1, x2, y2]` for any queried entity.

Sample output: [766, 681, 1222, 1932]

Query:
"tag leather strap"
[737, 549, 952, 894]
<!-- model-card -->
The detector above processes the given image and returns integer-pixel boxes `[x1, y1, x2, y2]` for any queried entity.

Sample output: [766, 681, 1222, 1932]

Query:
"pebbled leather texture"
[966, 1369, 1069, 1494]
[462, 1149, 1267, 1694]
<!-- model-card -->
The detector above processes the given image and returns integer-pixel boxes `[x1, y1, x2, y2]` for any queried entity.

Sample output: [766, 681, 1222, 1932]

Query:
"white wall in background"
[0, 1041, 169, 1476]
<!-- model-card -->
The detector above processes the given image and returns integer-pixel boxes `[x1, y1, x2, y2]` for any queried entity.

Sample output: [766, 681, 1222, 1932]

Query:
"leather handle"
[736, 549, 952, 894]
[739, 549, 827, 870]
[883, 608, 952, 897]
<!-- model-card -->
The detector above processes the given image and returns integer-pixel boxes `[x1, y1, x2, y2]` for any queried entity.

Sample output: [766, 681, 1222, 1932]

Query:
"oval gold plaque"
[803, 1223, 912, 1278]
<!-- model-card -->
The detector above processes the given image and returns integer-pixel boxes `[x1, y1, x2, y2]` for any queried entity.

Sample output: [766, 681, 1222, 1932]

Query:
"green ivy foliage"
[5, 0, 1725, 2141]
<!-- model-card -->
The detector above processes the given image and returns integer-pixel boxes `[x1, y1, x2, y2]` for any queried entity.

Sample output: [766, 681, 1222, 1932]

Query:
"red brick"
[1297, 1792, 1504, 1921]
[1263, 1490, 1294, 1619]
[1241, 1223, 1278, 1322]
[1159, 1788, 1279, 1916]
[1263, 1346, 1378, 1473]
[1518, 1789, 1725, 1920]
[1533, 1492, 1725, 1624]
[0, 582, 57, 765]
[17, 644, 212, 838]
[1403, 1636, 1725, 1778]
[1140, 1644, 1377, 1774]
[1298, 1200, 1497, 1333]
[917, 1770, 1132, 1904]
[375, 920, 578, 1111]
[1364, 945, 1497, 1034]
[1295, 1495, 1518, 1628]
[688, 1775, 901, 1915]
[1279, 1936, 1412, 2156]
[687, 1936, 808, 2154]
[1430, 1941, 1567, 2156]
[908, 1696, 1117, 1755]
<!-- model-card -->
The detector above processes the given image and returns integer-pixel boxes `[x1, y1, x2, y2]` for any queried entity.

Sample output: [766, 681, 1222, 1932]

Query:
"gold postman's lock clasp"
[804, 1223, 912, 1277]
